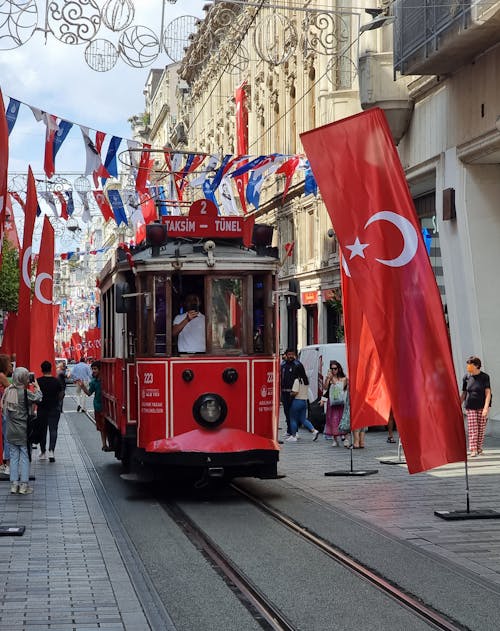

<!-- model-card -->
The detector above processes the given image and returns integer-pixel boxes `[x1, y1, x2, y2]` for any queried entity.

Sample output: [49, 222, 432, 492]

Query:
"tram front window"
[211, 279, 242, 352]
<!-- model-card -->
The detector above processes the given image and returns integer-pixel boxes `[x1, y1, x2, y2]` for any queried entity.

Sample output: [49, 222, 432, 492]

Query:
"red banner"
[84, 327, 101, 359]
[0, 312, 17, 356]
[301, 108, 466, 473]
[16, 167, 38, 369]
[30, 216, 56, 376]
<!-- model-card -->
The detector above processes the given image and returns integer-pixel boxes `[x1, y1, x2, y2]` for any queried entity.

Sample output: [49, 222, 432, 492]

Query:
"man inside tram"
[172, 293, 206, 353]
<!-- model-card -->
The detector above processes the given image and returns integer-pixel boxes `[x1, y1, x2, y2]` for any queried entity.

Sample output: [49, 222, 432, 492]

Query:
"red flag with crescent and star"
[16, 167, 39, 369]
[301, 108, 466, 474]
[30, 215, 55, 376]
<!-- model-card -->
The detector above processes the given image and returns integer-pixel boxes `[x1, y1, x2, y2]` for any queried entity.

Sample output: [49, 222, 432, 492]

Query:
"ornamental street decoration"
[0, 1, 359, 72]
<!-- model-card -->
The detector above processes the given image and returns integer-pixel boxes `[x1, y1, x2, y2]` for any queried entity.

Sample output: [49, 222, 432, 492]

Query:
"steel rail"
[162, 501, 297, 631]
[232, 484, 468, 631]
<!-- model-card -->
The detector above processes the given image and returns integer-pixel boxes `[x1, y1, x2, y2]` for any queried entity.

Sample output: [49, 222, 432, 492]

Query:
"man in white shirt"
[70, 358, 92, 412]
[172, 294, 206, 353]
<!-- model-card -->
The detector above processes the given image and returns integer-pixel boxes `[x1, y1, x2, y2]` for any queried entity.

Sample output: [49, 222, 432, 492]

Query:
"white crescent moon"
[34, 272, 53, 305]
[364, 211, 419, 267]
[22, 246, 32, 289]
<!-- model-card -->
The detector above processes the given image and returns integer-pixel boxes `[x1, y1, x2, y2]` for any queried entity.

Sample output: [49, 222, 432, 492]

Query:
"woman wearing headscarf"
[1, 367, 42, 494]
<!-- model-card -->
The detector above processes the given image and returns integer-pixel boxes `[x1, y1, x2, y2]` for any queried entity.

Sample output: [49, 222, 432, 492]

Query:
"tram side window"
[253, 276, 265, 353]
[210, 278, 242, 352]
[154, 276, 167, 354]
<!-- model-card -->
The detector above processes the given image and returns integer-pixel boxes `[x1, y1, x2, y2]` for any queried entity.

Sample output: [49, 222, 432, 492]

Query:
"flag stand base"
[325, 469, 378, 477]
[325, 439, 378, 477]
[435, 460, 500, 520]
[0, 526, 25, 536]
[379, 439, 406, 465]
[434, 509, 500, 521]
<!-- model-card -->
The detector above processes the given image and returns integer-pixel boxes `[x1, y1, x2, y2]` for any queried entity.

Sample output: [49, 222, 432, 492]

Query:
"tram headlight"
[193, 393, 227, 429]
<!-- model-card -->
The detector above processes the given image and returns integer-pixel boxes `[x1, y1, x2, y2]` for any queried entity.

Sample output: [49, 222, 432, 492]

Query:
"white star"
[346, 237, 369, 260]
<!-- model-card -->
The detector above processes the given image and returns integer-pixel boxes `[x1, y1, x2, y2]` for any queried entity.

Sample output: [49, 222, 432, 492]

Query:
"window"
[210, 278, 243, 352]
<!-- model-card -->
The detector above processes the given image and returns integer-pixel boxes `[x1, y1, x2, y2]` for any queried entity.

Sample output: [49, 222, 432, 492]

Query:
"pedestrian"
[286, 363, 319, 442]
[71, 357, 92, 412]
[37, 361, 63, 463]
[56, 361, 67, 413]
[76, 361, 112, 452]
[280, 348, 300, 437]
[387, 410, 397, 443]
[322, 360, 348, 445]
[461, 355, 491, 457]
[1, 367, 42, 494]
[0, 354, 13, 475]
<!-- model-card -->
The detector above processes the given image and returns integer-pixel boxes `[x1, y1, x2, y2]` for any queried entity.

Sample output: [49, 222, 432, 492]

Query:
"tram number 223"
[143, 372, 154, 385]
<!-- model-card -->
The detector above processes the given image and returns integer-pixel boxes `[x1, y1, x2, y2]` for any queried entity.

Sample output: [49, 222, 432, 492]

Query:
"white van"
[298, 343, 347, 430]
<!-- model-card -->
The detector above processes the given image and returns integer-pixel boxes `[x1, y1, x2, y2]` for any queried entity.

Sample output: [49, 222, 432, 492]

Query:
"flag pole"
[435, 458, 500, 520]
[379, 437, 407, 466]
[325, 431, 378, 477]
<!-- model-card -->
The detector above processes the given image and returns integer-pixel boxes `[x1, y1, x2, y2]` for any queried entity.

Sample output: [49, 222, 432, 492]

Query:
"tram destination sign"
[162, 199, 250, 240]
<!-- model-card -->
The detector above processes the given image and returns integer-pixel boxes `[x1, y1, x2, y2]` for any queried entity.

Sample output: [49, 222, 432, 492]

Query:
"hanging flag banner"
[65, 190, 75, 216]
[93, 190, 114, 222]
[301, 108, 466, 474]
[107, 188, 128, 226]
[6, 97, 20, 135]
[54, 190, 68, 220]
[135, 144, 152, 193]
[81, 126, 105, 176]
[43, 114, 59, 179]
[103, 135, 122, 181]
[53, 119, 73, 159]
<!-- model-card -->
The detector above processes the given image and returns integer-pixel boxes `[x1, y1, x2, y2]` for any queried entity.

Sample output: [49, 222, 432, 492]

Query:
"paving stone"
[0, 412, 151, 630]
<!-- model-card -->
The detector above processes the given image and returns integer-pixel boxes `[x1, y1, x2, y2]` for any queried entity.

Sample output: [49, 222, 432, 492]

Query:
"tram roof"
[100, 239, 280, 281]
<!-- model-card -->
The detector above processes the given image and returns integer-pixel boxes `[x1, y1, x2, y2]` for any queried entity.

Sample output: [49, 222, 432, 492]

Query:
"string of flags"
[3, 89, 318, 240]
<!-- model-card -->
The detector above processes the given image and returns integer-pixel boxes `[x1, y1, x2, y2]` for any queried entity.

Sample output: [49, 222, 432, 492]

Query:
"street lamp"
[359, 8, 395, 33]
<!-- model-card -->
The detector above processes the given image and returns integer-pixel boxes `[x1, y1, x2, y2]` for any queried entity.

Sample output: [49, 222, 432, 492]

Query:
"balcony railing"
[394, 0, 500, 75]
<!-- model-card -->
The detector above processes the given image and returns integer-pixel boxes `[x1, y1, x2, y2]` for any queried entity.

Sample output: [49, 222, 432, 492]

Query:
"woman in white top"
[286, 363, 319, 442]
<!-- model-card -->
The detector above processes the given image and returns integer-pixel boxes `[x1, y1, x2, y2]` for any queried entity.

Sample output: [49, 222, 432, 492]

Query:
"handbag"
[24, 391, 42, 445]
[329, 381, 346, 406]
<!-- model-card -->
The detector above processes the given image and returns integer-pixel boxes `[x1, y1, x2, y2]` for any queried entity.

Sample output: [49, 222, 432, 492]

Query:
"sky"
[0, 0, 206, 251]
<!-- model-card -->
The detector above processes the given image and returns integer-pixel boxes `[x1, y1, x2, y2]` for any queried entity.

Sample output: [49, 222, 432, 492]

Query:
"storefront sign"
[301, 290, 318, 305]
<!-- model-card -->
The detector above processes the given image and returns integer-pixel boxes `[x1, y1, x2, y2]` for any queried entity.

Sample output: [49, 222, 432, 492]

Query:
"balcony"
[394, 0, 500, 75]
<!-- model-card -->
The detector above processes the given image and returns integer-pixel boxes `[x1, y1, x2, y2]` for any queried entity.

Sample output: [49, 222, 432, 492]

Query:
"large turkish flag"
[301, 108, 466, 473]
[30, 216, 55, 376]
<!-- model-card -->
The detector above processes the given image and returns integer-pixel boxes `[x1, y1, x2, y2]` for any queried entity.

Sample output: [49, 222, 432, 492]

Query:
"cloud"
[1, 0, 205, 174]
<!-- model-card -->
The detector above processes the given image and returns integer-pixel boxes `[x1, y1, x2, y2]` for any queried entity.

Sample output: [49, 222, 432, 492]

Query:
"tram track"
[160, 484, 469, 631]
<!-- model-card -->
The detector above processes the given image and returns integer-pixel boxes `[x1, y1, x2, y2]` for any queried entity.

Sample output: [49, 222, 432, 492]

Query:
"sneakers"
[48, 451, 55, 463]
[312, 429, 319, 441]
[77, 405, 81, 412]
[285, 435, 298, 442]
[0, 464, 10, 475]
[39, 452, 48, 461]
[10, 483, 18, 494]
[18, 483, 33, 495]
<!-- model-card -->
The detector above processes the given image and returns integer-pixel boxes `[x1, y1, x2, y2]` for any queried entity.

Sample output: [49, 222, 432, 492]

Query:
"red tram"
[98, 204, 281, 483]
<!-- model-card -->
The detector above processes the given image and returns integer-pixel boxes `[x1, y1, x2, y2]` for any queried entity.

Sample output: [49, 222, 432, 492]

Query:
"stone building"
[138, 1, 500, 427]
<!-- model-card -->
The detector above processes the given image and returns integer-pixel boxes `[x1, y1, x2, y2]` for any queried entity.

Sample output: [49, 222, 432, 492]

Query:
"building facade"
[137, 1, 500, 427]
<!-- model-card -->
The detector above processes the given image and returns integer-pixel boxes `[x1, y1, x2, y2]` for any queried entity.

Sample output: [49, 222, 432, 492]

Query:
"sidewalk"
[0, 410, 151, 631]
[277, 416, 500, 587]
